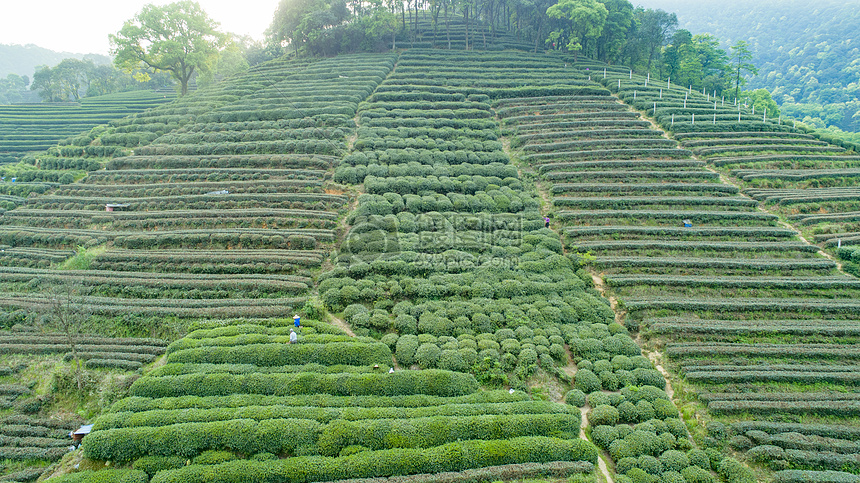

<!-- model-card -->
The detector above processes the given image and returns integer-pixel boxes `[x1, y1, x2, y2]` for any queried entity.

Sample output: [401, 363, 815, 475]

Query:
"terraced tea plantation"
[0, 55, 396, 324]
[0, 90, 174, 163]
[0, 49, 857, 483]
[538, 62, 857, 482]
[0, 330, 167, 480]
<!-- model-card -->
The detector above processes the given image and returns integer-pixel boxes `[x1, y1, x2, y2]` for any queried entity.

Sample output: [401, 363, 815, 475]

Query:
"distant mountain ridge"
[0, 43, 111, 79]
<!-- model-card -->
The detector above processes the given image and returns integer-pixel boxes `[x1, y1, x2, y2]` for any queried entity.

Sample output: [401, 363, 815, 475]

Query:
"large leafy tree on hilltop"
[110, 1, 226, 96]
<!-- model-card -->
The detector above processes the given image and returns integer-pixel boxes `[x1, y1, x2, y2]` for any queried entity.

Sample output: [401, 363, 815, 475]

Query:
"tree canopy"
[28, 59, 172, 102]
[110, 1, 227, 96]
[546, 0, 608, 60]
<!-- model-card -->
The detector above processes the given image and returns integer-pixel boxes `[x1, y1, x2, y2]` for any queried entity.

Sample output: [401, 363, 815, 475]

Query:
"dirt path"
[591, 273, 626, 326]
[328, 314, 356, 337]
[644, 349, 674, 400]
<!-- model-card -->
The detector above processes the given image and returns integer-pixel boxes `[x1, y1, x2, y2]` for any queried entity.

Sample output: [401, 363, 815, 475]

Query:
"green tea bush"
[128, 370, 479, 398]
[47, 470, 149, 483]
[133, 455, 186, 477]
[588, 405, 619, 426]
[150, 436, 598, 483]
[316, 413, 580, 456]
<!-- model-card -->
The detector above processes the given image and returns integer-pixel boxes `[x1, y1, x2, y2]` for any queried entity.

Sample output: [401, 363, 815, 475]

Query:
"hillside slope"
[1, 48, 858, 483]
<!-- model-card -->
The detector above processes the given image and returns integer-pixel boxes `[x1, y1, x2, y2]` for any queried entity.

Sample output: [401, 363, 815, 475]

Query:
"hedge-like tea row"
[148, 437, 598, 483]
[524, 147, 692, 162]
[30, 193, 347, 212]
[552, 182, 737, 194]
[682, 137, 829, 148]
[540, 159, 705, 173]
[693, 145, 843, 157]
[574, 240, 817, 254]
[546, 170, 718, 181]
[557, 210, 774, 223]
[1, 343, 164, 356]
[0, 267, 311, 294]
[608, 275, 854, 289]
[315, 413, 580, 456]
[107, 154, 336, 171]
[522, 137, 677, 153]
[500, 110, 636, 126]
[55, 179, 323, 197]
[47, 469, 148, 483]
[0, 445, 68, 461]
[335, 162, 518, 185]
[554, 196, 759, 209]
[649, 317, 860, 336]
[596, 257, 835, 271]
[84, 417, 322, 461]
[92, 249, 323, 275]
[564, 226, 796, 239]
[0, 292, 305, 319]
[111, 229, 331, 249]
[628, 297, 860, 315]
[733, 165, 860, 188]
[342, 148, 508, 167]
[4, 211, 337, 231]
[64, 351, 158, 364]
[85, 168, 326, 185]
[147, 362, 385, 377]
[111, 390, 528, 414]
[95, 400, 576, 430]
[730, 421, 860, 441]
[312, 461, 594, 483]
[667, 342, 860, 359]
[358, 126, 499, 141]
[710, 400, 860, 416]
[179, 323, 351, 341]
[166, 342, 391, 367]
[773, 470, 860, 483]
[496, 102, 628, 118]
[155, 127, 346, 144]
[134, 139, 346, 156]
[354, 138, 502, 153]
[674, 131, 816, 140]
[128, 370, 479, 399]
[363, 175, 521, 196]
[686, 368, 860, 385]
[711, 154, 860, 168]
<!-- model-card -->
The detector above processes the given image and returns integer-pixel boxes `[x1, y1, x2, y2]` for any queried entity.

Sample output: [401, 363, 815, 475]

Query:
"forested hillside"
[634, 0, 860, 134]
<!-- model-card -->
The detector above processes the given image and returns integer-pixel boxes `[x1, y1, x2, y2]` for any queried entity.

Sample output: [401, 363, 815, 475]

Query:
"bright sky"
[0, 0, 282, 55]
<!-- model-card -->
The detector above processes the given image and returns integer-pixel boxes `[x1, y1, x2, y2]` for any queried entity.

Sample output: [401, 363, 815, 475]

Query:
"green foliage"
[127, 370, 479, 399]
[110, 1, 227, 95]
[149, 437, 598, 483]
[133, 456, 187, 477]
[48, 470, 149, 483]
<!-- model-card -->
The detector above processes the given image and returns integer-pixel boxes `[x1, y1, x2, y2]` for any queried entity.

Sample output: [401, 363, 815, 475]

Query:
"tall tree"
[594, 0, 633, 64]
[638, 8, 677, 72]
[661, 29, 693, 83]
[545, 0, 608, 60]
[53, 58, 94, 101]
[110, 1, 227, 96]
[730, 40, 758, 101]
[692, 33, 730, 95]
